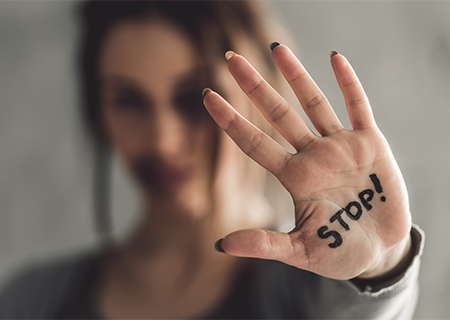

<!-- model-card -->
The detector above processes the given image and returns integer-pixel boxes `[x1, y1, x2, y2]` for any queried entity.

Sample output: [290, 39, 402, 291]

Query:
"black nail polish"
[270, 42, 280, 51]
[330, 50, 338, 58]
[214, 238, 225, 253]
[202, 88, 212, 98]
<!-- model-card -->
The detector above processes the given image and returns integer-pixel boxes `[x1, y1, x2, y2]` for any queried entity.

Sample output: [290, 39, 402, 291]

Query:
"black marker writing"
[316, 173, 386, 249]
[344, 201, 362, 220]
[359, 189, 374, 211]
[370, 173, 385, 202]
[329, 209, 349, 230]
[317, 226, 343, 248]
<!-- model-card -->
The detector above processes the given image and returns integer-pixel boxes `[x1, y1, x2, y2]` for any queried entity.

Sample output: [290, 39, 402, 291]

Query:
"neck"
[119, 191, 274, 259]
[114, 190, 271, 260]
[100, 193, 274, 304]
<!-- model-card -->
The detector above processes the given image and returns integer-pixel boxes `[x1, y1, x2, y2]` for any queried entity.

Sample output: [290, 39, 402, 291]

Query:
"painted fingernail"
[202, 88, 212, 98]
[225, 50, 237, 61]
[214, 238, 225, 253]
[270, 42, 280, 51]
[330, 50, 339, 57]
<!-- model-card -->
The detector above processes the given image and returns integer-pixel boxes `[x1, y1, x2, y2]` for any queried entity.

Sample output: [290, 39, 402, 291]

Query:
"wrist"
[357, 232, 413, 281]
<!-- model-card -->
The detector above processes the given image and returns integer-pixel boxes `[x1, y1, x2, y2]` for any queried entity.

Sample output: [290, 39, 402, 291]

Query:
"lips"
[155, 165, 193, 187]
[132, 157, 193, 192]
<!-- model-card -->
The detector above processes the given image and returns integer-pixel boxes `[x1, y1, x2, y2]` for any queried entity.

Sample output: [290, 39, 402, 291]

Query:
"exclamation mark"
[370, 174, 385, 202]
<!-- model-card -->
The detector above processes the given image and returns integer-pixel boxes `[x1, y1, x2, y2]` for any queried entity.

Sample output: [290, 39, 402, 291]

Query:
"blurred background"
[0, 1, 448, 318]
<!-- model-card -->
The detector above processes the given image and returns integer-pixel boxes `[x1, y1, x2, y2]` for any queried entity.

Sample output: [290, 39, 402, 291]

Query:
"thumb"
[215, 228, 306, 266]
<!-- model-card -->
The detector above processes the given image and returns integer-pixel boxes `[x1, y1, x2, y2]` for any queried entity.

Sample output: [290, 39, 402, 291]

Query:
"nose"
[150, 109, 187, 160]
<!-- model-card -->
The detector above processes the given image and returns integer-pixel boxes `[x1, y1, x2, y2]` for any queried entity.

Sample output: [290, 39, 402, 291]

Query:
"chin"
[145, 180, 211, 219]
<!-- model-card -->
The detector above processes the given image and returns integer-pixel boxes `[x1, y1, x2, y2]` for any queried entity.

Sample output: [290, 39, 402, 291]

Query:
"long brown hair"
[76, 0, 294, 243]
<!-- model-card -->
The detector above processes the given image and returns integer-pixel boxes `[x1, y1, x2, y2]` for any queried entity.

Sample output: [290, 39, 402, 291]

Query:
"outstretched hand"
[202, 44, 412, 281]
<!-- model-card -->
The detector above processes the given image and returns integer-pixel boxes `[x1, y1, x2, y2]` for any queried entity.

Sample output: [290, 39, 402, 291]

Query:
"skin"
[96, 18, 273, 318]
[203, 47, 413, 280]
[99, 18, 214, 219]
[95, 14, 413, 319]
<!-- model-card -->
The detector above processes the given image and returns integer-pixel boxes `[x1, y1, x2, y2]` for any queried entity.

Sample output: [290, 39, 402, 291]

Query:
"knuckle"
[347, 97, 369, 108]
[295, 133, 315, 150]
[269, 99, 290, 122]
[276, 152, 293, 176]
[305, 95, 326, 110]
[244, 131, 264, 156]
[224, 114, 238, 132]
[342, 78, 360, 88]
[289, 70, 307, 83]
[324, 123, 344, 135]
[355, 119, 375, 129]
[247, 79, 263, 95]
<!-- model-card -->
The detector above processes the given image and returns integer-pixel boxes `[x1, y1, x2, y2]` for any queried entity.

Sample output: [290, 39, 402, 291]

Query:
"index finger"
[202, 89, 291, 176]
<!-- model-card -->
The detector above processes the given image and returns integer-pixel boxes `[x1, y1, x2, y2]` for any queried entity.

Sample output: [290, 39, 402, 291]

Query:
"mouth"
[133, 158, 194, 192]
[155, 165, 193, 187]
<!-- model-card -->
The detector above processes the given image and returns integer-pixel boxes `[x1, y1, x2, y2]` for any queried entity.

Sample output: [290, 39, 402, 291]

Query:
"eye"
[110, 88, 148, 114]
[173, 89, 210, 124]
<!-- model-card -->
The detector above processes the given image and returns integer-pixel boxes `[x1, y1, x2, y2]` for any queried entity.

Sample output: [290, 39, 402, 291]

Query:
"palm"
[281, 128, 409, 279]
[203, 46, 411, 280]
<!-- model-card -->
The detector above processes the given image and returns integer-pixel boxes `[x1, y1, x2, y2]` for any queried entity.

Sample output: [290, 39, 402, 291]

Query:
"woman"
[0, 1, 423, 318]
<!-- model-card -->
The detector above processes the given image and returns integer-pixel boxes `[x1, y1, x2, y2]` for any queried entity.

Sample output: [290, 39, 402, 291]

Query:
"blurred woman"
[0, 1, 423, 319]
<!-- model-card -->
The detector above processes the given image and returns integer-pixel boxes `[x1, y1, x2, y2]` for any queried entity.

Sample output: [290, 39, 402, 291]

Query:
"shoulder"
[0, 248, 99, 319]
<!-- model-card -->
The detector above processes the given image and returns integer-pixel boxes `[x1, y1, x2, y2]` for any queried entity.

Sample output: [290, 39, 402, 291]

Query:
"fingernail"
[270, 42, 280, 51]
[330, 50, 339, 58]
[202, 88, 212, 98]
[214, 238, 225, 253]
[225, 50, 236, 61]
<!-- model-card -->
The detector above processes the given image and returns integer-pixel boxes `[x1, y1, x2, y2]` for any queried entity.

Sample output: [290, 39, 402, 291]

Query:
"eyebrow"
[99, 65, 209, 103]
[101, 66, 206, 86]
[99, 75, 140, 88]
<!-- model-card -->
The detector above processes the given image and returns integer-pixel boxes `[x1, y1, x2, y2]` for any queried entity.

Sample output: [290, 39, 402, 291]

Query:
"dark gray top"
[0, 225, 424, 319]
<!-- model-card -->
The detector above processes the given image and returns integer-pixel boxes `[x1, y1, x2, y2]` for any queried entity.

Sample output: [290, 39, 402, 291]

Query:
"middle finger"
[271, 44, 344, 136]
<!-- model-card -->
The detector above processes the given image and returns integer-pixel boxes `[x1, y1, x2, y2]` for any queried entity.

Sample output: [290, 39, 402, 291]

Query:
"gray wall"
[0, 1, 449, 318]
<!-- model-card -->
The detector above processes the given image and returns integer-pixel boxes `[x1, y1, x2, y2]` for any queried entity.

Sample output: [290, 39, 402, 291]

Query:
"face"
[98, 17, 218, 216]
